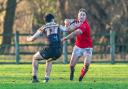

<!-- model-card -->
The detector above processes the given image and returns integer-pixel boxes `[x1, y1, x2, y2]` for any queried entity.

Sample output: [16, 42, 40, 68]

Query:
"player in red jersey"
[62, 8, 93, 81]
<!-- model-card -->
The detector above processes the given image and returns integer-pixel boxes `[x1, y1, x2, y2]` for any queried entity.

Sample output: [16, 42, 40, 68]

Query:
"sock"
[45, 76, 49, 80]
[33, 76, 37, 80]
[45, 75, 49, 78]
[70, 66, 75, 73]
[80, 65, 89, 77]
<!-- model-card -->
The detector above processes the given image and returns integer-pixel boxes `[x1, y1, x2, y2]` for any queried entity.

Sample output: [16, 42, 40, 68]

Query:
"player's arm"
[59, 25, 67, 32]
[59, 23, 80, 32]
[26, 27, 44, 42]
[66, 19, 81, 31]
[61, 29, 82, 42]
[60, 19, 80, 32]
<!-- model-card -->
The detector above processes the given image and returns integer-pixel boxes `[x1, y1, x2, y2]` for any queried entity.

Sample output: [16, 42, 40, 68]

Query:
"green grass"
[0, 64, 128, 89]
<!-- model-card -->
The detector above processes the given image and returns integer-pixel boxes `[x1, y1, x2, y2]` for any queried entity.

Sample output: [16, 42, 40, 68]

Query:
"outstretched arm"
[61, 29, 82, 42]
[60, 25, 78, 32]
[26, 27, 43, 42]
[60, 19, 81, 32]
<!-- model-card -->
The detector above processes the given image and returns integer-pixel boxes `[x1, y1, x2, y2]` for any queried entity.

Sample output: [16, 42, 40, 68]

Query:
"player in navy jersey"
[27, 14, 65, 83]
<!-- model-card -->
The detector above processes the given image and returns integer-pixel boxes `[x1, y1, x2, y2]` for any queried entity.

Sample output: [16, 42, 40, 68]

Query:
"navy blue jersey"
[47, 34, 61, 47]
[39, 22, 62, 60]
[43, 22, 61, 47]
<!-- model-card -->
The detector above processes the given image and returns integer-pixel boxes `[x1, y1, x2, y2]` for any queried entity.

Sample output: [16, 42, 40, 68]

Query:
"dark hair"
[79, 8, 87, 13]
[44, 13, 54, 23]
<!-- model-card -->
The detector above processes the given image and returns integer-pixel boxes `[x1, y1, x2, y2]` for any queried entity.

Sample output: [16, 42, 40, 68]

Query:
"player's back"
[43, 22, 61, 47]
[43, 22, 62, 60]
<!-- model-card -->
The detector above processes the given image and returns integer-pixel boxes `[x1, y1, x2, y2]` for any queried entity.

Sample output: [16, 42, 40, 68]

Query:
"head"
[44, 13, 54, 23]
[78, 8, 87, 22]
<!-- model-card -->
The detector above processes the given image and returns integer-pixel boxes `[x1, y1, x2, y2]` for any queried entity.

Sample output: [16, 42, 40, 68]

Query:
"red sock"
[80, 67, 86, 77]
[80, 64, 89, 77]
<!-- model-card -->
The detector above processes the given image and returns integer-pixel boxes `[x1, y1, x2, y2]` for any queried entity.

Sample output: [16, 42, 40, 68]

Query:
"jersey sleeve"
[39, 25, 45, 32]
[59, 25, 67, 32]
[31, 30, 42, 39]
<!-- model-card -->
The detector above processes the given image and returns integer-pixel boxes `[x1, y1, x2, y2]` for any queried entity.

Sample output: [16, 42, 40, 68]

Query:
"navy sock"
[33, 76, 37, 80]
[70, 66, 75, 73]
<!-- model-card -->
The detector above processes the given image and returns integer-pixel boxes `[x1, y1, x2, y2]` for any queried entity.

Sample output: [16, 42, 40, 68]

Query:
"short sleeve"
[59, 25, 67, 32]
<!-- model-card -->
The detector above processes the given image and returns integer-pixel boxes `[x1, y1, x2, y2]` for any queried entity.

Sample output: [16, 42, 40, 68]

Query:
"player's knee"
[87, 55, 92, 62]
[70, 65, 74, 68]
[33, 54, 40, 60]
[70, 62, 75, 67]
[33, 54, 37, 60]
[86, 60, 91, 64]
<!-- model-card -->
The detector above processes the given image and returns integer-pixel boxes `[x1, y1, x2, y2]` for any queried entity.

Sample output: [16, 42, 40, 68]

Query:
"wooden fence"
[0, 31, 128, 64]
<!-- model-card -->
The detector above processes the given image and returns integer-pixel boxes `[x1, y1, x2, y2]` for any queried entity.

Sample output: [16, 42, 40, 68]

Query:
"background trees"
[0, 0, 128, 53]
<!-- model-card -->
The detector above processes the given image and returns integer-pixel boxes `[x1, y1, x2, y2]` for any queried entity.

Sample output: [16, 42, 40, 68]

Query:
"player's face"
[78, 11, 86, 22]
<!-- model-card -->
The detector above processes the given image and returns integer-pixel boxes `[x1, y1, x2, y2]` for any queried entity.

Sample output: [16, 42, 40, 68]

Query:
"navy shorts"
[39, 46, 62, 60]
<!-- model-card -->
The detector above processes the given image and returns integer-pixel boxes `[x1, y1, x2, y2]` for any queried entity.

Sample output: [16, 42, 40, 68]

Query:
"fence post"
[110, 30, 115, 64]
[63, 32, 68, 64]
[15, 31, 20, 64]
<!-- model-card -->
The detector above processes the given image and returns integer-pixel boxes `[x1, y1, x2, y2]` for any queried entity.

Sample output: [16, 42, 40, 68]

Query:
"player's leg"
[79, 48, 93, 81]
[43, 60, 53, 83]
[70, 46, 82, 80]
[32, 51, 43, 83]
[43, 47, 62, 83]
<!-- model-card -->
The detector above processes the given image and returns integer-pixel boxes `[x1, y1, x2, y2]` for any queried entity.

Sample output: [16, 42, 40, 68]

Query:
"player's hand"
[61, 37, 67, 42]
[74, 20, 81, 28]
[64, 19, 70, 27]
[26, 36, 32, 42]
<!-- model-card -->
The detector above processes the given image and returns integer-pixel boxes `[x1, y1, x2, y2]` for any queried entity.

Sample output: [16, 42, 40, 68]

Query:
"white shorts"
[72, 45, 93, 58]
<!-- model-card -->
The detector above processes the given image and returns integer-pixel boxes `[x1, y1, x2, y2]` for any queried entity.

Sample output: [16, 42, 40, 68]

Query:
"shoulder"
[79, 20, 90, 30]
[83, 20, 90, 27]
[45, 22, 59, 28]
[41, 22, 59, 31]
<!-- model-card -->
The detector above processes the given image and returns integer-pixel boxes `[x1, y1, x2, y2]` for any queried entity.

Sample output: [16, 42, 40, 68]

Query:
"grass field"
[0, 63, 128, 89]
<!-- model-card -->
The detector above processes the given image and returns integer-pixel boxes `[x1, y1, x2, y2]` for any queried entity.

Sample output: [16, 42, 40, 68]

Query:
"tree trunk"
[0, 0, 16, 53]
[57, 0, 67, 20]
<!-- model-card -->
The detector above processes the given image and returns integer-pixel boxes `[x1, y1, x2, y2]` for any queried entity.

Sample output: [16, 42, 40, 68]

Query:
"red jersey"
[75, 20, 93, 48]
